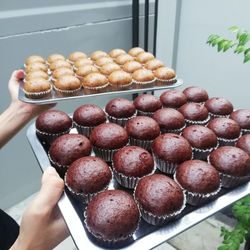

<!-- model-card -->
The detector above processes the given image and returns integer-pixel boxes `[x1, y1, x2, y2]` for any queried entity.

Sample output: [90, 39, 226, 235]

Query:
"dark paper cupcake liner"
[107, 111, 137, 127]
[219, 172, 250, 188]
[242, 128, 250, 135]
[47, 153, 68, 177]
[217, 135, 241, 147]
[209, 112, 229, 119]
[173, 173, 221, 206]
[161, 124, 186, 135]
[185, 115, 210, 126]
[192, 142, 219, 161]
[92, 146, 119, 162]
[73, 121, 95, 138]
[153, 153, 178, 174]
[136, 110, 154, 117]
[129, 137, 153, 151]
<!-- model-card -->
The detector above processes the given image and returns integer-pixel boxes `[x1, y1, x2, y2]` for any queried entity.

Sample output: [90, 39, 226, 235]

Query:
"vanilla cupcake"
[25, 70, 49, 81]
[109, 48, 126, 58]
[83, 72, 109, 94]
[90, 50, 108, 61]
[68, 51, 87, 64]
[25, 55, 45, 66]
[128, 47, 145, 57]
[25, 62, 48, 74]
[136, 52, 154, 64]
[100, 63, 120, 75]
[132, 68, 155, 88]
[95, 57, 113, 67]
[54, 75, 81, 96]
[52, 67, 75, 81]
[76, 65, 99, 81]
[115, 54, 134, 65]
[23, 78, 52, 98]
[47, 54, 65, 64]
[108, 70, 133, 91]
[123, 61, 143, 73]
[49, 60, 72, 72]
[74, 58, 94, 70]
[145, 59, 164, 70]
[154, 67, 176, 85]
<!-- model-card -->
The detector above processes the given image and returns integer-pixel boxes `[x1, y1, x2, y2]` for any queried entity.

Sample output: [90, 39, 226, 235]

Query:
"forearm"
[0, 102, 34, 148]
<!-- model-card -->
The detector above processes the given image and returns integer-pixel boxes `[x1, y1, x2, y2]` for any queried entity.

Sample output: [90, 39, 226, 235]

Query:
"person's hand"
[9, 70, 55, 119]
[11, 167, 69, 250]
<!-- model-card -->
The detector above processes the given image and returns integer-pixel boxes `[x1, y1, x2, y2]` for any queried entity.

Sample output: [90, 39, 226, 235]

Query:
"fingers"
[10, 69, 24, 83]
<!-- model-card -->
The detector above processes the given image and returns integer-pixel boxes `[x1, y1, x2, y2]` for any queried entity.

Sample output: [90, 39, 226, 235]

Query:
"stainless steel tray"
[26, 123, 250, 250]
[19, 79, 183, 104]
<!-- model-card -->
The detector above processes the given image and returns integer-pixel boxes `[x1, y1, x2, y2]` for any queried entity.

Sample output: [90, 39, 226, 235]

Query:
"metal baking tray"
[19, 79, 183, 105]
[26, 123, 250, 250]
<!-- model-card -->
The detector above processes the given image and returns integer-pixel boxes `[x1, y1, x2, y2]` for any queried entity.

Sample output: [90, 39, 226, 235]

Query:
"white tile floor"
[5, 193, 234, 250]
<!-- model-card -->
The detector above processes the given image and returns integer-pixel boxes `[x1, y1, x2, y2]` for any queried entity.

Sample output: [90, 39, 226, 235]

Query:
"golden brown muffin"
[128, 47, 145, 57]
[136, 52, 155, 64]
[154, 67, 176, 80]
[52, 67, 74, 80]
[76, 65, 99, 79]
[95, 57, 113, 67]
[115, 54, 134, 65]
[108, 70, 133, 90]
[83, 73, 109, 94]
[49, 60, 72, 71]
[47, 54, 65, 64]
[74, 58, 94, 69]
[100, 63, 120, 75]
[132, 68, 155, 87]
[24, 78, 52, 98]
[145, 59, 164, 70]
[25, 55, 45, 65]
[54, 75, 81, 93]
[25, 70, 49, 81]
[25, 62, 48, 73]
[109, 48, 126, 58]
[90, 50, 108, 61]
[68, 51, 87, 63]
[123, 61, 143, 73]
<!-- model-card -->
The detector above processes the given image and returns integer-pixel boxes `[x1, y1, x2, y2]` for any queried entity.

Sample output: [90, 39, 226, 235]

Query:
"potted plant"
[207, 26, 250, 250]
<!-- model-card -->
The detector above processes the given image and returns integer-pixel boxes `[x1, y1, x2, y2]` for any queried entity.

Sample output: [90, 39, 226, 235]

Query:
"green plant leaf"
[212, 37, 224, 47]
[207, 34, 219, 45]
[244, 53, 250, 63]
[218, 245, 229, 250]
[244, 48, 250, 55]
[234, 45, 246, 54]
[239, 33, 250, 46]
[218, 39, 227, 52]
[223, 40, 235, 52]
[229, 26, 239, 33]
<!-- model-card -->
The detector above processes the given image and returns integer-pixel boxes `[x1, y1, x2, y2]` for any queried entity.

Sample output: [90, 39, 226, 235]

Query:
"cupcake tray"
[18, 79, 183, 105]
[26, 123, 250, 250]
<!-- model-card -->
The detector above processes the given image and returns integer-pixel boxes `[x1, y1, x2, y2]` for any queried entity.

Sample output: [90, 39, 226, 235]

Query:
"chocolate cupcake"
[152, 133, 192, 174]
[207, 118, 241, 146]
[145, 59, 164, 71]
[83, 72, 109, 94]
[48, 134, 92, 177]
[134, 94, 162, 117]
[153, 67, 176, 85]
[109, 48, 126, 58]
[182, 125, 218, 160]
[134, 174, 185, 225]
[95, 57, 114, 67]
[236, 134, 250, 155]
[132, 68, 155, 88]
[90, 123, 128, 162]
[105, 98, 136, 126]
[205, 97, 233, 118]
[25, 55, 45, 66]
[179, 102, 210, 126]
[108, 70, 133, 90]
[209, 146, 250, 188]
[65, 156, 112, 203]
[113, 146, 154, 188]
[230, 109, 250, 135]
[23, 78, 52, 99]
[47, 54, 65, 64]
[126, 116, 160, 150]
[100, 63, 120, 75]
[128, 47, 145, 57]
[74, 58, 94, 69]
[122, 61, 142, 73]
[49, 60, 72, 72]
[85, 190, 140, 243]
[90, 50, 108, 61]
[115, 54, 134, 65]
[152, 108, 186, 134]
[160, 90, 187, 109]
[183, 86, 209, 103]
[174, 160, 221, 205]
[36, 110, 72, 144]
[73, 104, 107, 137]
[68, 51, 87, 64]
[136, 52, 155, 64]
[54, 75, 81, 96]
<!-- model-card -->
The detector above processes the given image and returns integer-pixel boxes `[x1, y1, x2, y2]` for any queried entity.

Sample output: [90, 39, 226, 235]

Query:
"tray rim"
[19, 79, 183, 105]
[26, 123, 250, 250]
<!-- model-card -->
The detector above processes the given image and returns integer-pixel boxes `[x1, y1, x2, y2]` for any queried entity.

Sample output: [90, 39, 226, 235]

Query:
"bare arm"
[0, 70, 55, 148]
